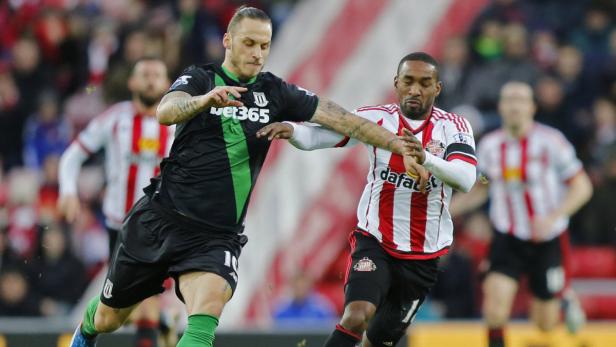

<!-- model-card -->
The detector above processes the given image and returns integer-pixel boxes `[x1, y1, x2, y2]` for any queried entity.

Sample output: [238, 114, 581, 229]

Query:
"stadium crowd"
[0, 0, 614, 323]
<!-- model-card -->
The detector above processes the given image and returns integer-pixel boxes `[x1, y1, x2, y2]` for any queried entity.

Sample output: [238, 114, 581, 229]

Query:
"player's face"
[498, 83, 536, 131]
[395, 61, 441, 120]
[224, 18, 272, 80]
[129, 60, 169, 107]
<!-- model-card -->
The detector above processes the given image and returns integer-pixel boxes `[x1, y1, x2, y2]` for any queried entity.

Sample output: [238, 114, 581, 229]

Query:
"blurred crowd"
[0, 0, 614, 323]
[0, 0, 299, 317]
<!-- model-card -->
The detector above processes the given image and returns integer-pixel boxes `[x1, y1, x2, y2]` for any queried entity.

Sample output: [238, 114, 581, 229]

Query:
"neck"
[401, 107, 431, 121]
[221, 60, 256, 83]
[506, 121, 533, 139]
[222, 59, 239, 77]
[133, 99, 157, 116]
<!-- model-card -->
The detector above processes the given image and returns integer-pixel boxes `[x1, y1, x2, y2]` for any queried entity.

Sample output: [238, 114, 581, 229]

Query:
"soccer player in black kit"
[69, 6, 427, 347]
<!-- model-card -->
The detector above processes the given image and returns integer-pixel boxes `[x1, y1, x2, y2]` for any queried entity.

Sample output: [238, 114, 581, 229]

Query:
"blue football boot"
[69, 324, 97, 347]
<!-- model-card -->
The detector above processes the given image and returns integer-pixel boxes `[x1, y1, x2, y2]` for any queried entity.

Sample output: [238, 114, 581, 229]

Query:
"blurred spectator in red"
[22, 91, 71, 170]
[38, 155, 61, 224]
[531, 30, 559, 70]
[6, 168, 39, 259]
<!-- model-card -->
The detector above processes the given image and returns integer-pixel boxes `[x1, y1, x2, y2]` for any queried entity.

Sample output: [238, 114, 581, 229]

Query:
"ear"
[223, 33, 231, 49]
[394, 75, 399, 89]
[435, 81, 443, 97]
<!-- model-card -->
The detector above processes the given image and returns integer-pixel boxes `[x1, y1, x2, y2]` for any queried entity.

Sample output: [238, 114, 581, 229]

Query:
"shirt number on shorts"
[224, 250, 239, 272]
[546, 266, 564, 293]
[401, 299, 420, 324]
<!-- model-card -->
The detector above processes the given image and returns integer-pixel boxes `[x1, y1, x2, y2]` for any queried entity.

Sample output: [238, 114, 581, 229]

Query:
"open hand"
[531, 213, 559, 242]
[57, 195, 80, 223]
[256, 122, 294, 140]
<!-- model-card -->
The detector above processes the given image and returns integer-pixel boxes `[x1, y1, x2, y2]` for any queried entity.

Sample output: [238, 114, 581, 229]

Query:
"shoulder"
[355, 103, 398, 119]
[432, 107, 472, 133]
[258, 71, 279, 82]
[94, 101, 133, 124]
[176, 64, 213, 81]
[532, 122, 570, 146]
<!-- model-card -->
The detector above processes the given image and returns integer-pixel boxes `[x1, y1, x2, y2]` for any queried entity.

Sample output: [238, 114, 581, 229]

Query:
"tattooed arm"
[156, 87, 247, 125]
[310, 98, 410, 156]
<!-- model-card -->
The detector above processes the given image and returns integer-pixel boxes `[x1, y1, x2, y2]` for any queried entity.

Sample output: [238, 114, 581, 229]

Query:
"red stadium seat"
[568, 247, 616, 278]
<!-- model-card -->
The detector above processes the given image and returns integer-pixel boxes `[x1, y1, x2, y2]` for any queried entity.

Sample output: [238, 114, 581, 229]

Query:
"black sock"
[323, 324, 361, 347]
[135, 319, 158, 347]
[488, 327, 504, 347]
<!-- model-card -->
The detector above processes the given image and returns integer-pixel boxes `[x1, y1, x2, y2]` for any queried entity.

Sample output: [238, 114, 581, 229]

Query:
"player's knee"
[340, 303, 376, 334]
[535, 318, 558, 332]
[94, 309, 124, 333]
[533, 312, 559, 332]
[483, 301, 509, 327]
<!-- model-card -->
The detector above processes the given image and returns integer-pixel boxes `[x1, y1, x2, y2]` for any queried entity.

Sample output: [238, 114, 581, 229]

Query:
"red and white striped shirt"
[477, 123, 582, 241]
[73, 101, 174, 228]
[289, 104, 476, 259]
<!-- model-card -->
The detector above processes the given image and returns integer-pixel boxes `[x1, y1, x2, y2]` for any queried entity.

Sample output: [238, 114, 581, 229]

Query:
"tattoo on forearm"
[170, 97, 204, 123]
[315, 99, 403, 154]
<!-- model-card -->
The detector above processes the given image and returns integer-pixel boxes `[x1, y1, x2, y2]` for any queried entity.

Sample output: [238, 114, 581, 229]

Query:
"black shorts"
[488, 232, 565, 300]
[101, 196, 248, 308]
[345, 232, 439, 347]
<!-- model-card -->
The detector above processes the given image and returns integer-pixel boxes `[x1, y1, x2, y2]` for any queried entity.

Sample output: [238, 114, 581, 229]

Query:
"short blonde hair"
[227, 6, 271, 33]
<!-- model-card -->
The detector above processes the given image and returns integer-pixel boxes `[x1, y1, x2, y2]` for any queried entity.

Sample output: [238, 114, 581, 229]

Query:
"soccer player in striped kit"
[259, 52, 478, 347]
[59, 57, 175, 347]
[450, 81, 593, 347]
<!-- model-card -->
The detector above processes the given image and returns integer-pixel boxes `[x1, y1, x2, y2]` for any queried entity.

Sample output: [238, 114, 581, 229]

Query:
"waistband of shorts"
[354, 228, 448, 260]
[149, 194, 244, 241]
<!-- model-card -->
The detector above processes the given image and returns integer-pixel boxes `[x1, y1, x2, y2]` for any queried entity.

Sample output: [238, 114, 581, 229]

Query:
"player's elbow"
[457, 177, 475, 193]
[576, 172, 593, 204]
[455, 164, 476, 193]
[156, 105, 174, 125]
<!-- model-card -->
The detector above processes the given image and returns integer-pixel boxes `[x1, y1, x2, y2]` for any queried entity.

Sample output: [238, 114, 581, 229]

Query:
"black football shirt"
[151, 64, 318, 234]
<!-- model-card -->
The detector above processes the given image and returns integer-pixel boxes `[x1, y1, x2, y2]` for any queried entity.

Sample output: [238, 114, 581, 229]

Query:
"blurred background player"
[58, 56, 174, 347]
[450, 81, 593, 347]
[259, 52, 477, 347]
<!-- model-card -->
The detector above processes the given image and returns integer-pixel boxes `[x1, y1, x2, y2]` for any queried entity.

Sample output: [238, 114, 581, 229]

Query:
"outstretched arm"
[257, 122, 352, 150]
[309, 98, 410, 156]
[156, 87, 246, 125]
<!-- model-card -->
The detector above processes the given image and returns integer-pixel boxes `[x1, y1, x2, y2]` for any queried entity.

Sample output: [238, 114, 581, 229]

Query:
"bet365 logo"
[210, 106, 270, 123]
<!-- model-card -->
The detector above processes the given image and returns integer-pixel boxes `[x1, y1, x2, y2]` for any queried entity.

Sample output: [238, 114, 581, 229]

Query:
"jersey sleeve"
[168, 65, 213, 96]
[76, 110, 115, 154]
[443, 116, 477, 166]
[278, 81, 319, 122]
[551, 131, 583, 182]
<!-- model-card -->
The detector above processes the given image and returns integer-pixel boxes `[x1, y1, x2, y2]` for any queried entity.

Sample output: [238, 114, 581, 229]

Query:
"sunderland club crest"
[426, 140, 445, 157]
[354, 257, 377, 272]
